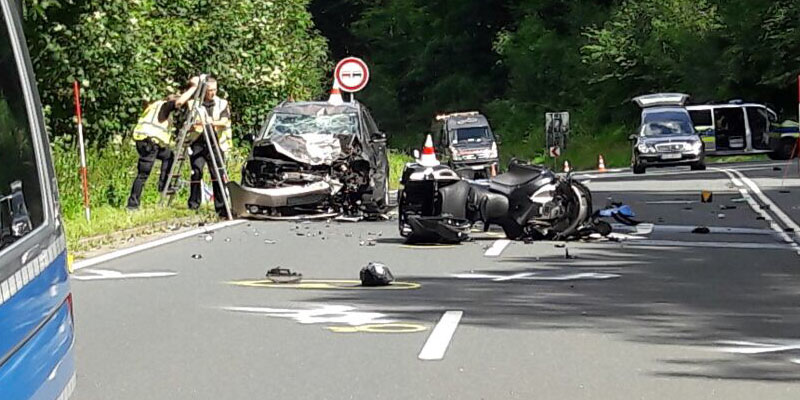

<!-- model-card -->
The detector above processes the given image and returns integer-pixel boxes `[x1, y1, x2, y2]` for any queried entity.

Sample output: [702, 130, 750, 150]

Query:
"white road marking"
[73, 219, 246, 270]
[223, 305, 395, 326]
[717, 168, 800, 255]
[484, 239, 511, 257]
[418, 311, 463, 361]
[717, 340, 800, 355]
[628, 239, 792, 250]
[73, 268, 177, 281]
[611, 224, 777, 236]
[451, 272, 621, 281]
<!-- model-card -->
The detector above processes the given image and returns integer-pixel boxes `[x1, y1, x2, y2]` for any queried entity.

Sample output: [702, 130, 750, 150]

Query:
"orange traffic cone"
[328, 82, 343, 106]
[597, 154, 607, 172]
[563, 160, 571, 173]
[418, 134, 440, 167]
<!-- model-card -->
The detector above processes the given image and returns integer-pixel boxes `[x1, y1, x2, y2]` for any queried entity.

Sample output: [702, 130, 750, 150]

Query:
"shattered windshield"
[264, 112, 359, 139]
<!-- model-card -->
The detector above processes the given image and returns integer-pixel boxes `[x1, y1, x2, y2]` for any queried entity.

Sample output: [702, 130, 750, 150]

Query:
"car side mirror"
[628, 134, 638, 141]
[371, 131, 387, 142]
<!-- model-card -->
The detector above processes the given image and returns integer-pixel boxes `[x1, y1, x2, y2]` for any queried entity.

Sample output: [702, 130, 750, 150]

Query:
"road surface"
[71, 160, 800, 399]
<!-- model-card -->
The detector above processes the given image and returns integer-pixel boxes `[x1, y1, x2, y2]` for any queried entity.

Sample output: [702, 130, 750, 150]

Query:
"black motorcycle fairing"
[438, 180, 470, 219]
[405, 215, 471, 243]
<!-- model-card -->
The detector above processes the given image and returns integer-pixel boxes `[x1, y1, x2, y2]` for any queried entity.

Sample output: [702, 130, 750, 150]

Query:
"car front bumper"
[228, 181, 333, 216]
[637, 152, 703, 167]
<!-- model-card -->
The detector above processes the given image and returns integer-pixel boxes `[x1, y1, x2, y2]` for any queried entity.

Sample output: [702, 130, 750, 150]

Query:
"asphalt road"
[71, 160, 800, 399]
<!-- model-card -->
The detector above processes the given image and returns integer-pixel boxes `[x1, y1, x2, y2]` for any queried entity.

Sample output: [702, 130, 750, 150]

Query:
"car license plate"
[661, 153, 682, 160]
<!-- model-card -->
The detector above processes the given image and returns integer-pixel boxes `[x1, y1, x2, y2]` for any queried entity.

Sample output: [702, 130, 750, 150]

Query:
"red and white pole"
[73, 81, 90, 222]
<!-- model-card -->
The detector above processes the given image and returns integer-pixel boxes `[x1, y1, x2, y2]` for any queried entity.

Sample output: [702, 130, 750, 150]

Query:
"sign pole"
[73, 81, 90, 222]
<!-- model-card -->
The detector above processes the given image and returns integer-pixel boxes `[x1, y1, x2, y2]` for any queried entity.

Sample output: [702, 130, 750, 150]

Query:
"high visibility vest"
[132, 100, 172, 145]
[190, 97, 232, 152]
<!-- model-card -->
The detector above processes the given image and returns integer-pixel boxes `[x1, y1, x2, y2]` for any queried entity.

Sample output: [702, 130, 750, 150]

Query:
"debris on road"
[718, 213, 726, 219]
[225, 237, 231, 242]
[719, 205, 736, 210]
[266, 268, 302, 284]
[761, 204, 771, 210]
[263, 239, 277, 244]
[554, 243, 566, 248]
[692, 226, 711, 234]
[731, 197, 747, 203]
[191, 254, 203, 260]
[360, 262, 394, 286]
[773, 167, 782, 171]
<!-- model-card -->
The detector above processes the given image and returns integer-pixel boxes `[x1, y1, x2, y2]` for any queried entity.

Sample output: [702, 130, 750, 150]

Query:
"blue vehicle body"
[0, 0, 76, 398]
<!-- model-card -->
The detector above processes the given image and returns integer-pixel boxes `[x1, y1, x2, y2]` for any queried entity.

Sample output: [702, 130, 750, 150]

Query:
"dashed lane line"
[418, 311, 463, 361]
[484, 239, 511, 257]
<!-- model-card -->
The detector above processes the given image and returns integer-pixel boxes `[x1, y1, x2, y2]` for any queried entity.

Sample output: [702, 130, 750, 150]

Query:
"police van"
[0, 1, 76, 398]
[432, 111, 500, 179]
[686, 101, 798, 159]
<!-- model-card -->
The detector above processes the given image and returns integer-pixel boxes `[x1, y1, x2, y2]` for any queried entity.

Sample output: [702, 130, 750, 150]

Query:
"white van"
[686, 101, 798, 159]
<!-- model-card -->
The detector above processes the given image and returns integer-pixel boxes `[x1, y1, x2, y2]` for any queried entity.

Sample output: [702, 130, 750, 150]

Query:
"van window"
[0, 9, 44, 253]
[688, 109, 712, 127]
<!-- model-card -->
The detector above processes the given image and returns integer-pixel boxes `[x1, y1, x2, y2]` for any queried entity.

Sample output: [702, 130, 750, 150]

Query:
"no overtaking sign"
[335, 57, 370, 93]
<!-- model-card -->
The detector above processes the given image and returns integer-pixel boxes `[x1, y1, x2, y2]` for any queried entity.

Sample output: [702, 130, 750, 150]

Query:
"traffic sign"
[549, 146, 561, 158]
[546, 112, 570, 150]
[335, 57, 370, 93]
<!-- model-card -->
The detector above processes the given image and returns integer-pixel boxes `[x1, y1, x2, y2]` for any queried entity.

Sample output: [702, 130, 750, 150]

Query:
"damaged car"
[228, 101, 390, 219]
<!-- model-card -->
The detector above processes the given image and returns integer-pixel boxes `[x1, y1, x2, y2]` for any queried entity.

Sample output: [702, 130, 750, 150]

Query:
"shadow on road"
[306, 243, 800, 382]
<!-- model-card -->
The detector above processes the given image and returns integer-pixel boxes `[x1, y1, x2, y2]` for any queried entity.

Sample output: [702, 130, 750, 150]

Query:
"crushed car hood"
[272, 134, 342, 166]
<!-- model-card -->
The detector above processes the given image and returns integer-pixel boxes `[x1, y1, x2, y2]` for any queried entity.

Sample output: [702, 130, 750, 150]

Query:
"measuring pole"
[73, 81, 90, 222]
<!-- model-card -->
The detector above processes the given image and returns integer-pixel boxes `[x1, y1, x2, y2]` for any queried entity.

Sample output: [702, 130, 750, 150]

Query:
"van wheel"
[769, 138, 797, 160]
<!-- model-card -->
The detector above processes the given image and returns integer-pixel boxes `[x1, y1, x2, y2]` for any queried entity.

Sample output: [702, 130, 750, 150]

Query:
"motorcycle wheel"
[550, 181, 590, 240]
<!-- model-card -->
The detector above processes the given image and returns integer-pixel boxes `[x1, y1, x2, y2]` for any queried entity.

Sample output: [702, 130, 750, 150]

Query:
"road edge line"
[484, 239, 511, 257]
[72, 219, 246, 270]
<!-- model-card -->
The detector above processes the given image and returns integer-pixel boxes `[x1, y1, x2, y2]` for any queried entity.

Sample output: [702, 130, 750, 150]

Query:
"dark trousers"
[127, 139, 174, 209]
[188, 139, 226, 216]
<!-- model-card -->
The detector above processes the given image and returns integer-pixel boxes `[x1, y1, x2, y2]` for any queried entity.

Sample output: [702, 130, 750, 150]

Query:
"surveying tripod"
[159, 74, 233, 220]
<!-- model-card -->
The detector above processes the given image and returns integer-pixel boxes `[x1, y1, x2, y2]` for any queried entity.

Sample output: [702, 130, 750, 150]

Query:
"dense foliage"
[311, 0, 800, 161]
[22, 0, 329, 145]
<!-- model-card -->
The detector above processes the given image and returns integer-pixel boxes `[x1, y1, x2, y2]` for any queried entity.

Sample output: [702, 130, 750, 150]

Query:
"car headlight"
[637, 143, 655, 154]
[450, 147, 463, 161]
[690, 140, 703, 151]
[488, 142, 498, 159]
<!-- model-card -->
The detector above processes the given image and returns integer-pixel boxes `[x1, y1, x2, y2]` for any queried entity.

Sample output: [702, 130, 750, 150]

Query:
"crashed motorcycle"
[398, 156, 596, 243]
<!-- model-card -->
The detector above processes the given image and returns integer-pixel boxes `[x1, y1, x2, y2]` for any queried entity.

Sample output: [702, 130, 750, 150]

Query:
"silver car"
[630, 94, 706, 174]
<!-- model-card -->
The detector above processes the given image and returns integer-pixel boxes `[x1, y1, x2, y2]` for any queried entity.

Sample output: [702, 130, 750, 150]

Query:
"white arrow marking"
[223, 305, 395, 326]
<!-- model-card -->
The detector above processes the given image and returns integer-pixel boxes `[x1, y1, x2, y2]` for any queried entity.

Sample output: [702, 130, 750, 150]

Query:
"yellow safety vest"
[189, 97, 232, 152]
[132, 100, 172, 146]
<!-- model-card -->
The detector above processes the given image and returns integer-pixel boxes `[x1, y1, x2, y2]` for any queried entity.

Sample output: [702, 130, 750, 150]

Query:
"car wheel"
[690, 161, 706, 171]
[632, 157, 646, 174]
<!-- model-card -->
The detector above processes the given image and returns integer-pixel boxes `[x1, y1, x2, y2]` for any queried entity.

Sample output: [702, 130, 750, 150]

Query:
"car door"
[360, 107, 389, 204]
[0, 1, 75, 398]
[746, 106, 770, 150]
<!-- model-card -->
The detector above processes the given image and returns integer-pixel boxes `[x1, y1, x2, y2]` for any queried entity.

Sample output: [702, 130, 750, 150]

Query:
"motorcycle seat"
[489, 162, 543, 194]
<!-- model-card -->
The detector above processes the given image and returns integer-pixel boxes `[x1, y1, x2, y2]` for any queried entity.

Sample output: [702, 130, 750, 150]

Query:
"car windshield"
[453, 127, 491, 143]
[641, 110, 694, 136]
[263, 112, 359, 139]
[641, 121, 693, 136]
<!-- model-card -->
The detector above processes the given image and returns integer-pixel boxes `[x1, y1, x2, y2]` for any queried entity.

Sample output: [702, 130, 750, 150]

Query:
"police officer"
[187, 76, 232, 217]
[126, 77, 199, 210]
